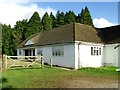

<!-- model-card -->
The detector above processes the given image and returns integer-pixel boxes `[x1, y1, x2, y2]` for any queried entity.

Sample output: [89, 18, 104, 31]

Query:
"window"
[19, 50, 21, 55]
[52, 46, 64, 56]
[37, 49, 43, 56]
[91, 47, 101, 56]
[99, 48, 101, 55]
[91, 47, 93, 55]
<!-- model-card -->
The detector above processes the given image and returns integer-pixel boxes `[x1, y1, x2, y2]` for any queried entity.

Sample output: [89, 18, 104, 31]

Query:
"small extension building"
[17, 23, 120, 69]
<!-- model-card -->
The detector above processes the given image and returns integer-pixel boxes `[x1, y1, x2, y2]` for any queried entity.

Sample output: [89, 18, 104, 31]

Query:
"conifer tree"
[50, 12, 57, 28]
[65, 10, 76, 24]
[56, 11, 65, 27]
[76, 14, 81, 23]
[25, 11, 42, 39]
[42, 12, 52, 30]
[2, 24, 12, 55]
[80, 6, 93, 26]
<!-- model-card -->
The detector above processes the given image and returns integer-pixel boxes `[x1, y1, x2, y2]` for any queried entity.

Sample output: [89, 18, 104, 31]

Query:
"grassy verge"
[2, 66, 119, 88]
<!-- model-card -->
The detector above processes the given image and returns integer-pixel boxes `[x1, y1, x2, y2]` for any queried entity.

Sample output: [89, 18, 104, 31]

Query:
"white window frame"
[91, 46, 101, 56]
[37, 49, 43, 56]
[52, 46, 64, 56]
[19, 50, 21, 55]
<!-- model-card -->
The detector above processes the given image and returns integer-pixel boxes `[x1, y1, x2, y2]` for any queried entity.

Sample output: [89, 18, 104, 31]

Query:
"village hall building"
[17, 23, 120, 69]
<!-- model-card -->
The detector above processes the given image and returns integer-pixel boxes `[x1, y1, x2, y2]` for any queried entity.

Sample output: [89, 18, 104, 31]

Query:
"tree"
[42, 12, 52, 30]
[2, 24, 13, 55]
[56, 11, 65, 27]
[14, 19, 28, 41]
[50, 12, 57, 28]
[65, 10, 76, 24]
[80, 6, 93, 26]
[25, 11, 42, 39]
[76, 14, 81, 23]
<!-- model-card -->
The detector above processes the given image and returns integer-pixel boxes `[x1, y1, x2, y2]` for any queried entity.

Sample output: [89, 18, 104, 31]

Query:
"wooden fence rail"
[2, 54, 44, 70]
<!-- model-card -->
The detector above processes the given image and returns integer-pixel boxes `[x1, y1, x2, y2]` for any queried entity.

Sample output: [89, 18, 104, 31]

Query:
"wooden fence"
[2, 54, 44, 69]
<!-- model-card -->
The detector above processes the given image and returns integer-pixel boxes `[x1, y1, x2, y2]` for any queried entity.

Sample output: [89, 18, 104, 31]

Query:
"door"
[25, 50, 28, 56]
[33, 49, 35, 56]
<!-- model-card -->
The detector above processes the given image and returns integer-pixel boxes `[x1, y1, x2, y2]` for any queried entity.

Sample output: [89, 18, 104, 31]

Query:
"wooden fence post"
[50, 58, 52, 67]
[3, 54, 7, 70]
[42, 56, 44, 67]
[40, 56, 44, 68]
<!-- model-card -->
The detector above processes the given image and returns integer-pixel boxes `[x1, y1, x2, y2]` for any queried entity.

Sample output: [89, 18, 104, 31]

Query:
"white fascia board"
[75, 41, 104, 46]
[18, 46, 36, 50]
[25, 40, 34, 46]
[104, 43, 120, 46]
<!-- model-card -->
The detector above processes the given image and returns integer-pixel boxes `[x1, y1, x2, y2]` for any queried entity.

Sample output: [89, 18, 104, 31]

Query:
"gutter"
[114, 45, 120, 49]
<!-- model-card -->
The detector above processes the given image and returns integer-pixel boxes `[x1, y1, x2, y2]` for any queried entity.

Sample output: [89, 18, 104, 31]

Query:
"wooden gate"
[2, 54, 44, 69]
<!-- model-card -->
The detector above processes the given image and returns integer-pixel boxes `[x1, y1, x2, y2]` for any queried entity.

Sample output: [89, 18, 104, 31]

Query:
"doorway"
[24, 49, 35, 56]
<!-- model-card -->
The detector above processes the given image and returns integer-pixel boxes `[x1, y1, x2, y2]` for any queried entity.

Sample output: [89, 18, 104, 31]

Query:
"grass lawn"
[1, 66, 119, 88]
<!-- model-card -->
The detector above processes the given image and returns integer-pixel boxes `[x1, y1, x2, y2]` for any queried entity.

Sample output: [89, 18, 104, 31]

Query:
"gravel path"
[60, 77, 118, 88]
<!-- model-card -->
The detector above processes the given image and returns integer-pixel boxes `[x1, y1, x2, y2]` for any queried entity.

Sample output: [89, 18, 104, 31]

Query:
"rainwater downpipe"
[78, 43, 81, 69]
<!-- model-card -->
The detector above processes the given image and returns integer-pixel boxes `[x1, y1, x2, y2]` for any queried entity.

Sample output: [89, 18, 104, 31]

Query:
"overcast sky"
[0, 0, 119, 28]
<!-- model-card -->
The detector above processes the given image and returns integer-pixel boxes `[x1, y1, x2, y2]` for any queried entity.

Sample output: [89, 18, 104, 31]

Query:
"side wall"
[17, 49, 24, 56]
[118, 45, 120, 67]
[35, 43, 76, 68]
[103, 44, 118, 67]
[75, 42, 103, 68]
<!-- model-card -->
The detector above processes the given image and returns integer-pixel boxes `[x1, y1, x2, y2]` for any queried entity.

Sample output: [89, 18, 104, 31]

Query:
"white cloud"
[0, 1, 57, 27]
[93, 18, 117, 28]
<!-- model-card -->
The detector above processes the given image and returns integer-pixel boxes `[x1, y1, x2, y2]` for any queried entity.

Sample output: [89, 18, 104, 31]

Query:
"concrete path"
[53, 67, 72, 71]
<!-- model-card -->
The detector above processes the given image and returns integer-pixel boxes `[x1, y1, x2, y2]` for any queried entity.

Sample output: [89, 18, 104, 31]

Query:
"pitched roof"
[17, 23, 120, 48]
[17, 23, 75, 48]
[75, 23, 102, 43]
[97, 25, 120, 44]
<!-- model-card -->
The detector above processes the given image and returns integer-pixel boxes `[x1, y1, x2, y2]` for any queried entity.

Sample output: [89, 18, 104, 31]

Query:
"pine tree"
[2, 24, 12, 55]
[80, 9, 86, 24]
[50, 12, 57, 28]
[56, 11, 65, 27]
[76, 14, 81, 23]
[65, 10, 76, 24]
[25, 12, 42, 39]
[42, 12, 52, 30]
[80, 6, 93, 26]
[14, 19, 28, 41]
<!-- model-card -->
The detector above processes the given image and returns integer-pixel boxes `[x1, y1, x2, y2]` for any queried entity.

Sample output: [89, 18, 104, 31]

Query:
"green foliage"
[65, 10, 76, 24]
[2, 7, 94, 55]
[50, 12, 57, 28]
[80, 6, 93, 26]
[42, 12, 52, 31]
[14, 19, 28, 41]
[76, 14, 81, 23]
[2, 24, 12, 55]
[56, 11, 65, 27]
[25, 12, 42, 39]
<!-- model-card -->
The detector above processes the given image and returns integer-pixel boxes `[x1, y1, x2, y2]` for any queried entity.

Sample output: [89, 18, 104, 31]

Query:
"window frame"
[52, 45, 64, 56]
[91, 46, 101, 56]
[37, 49, 43, 56]
[19, 50, 21, 55]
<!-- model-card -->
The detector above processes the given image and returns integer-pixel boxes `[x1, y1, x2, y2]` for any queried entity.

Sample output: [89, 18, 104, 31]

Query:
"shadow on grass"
[1, 77, 7, 83]
[1, 77, 15, 90]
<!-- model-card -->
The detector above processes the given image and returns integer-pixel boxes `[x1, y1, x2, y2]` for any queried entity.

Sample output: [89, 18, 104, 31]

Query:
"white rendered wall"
[35, 44, 76, 69]
[118, 45, 120, 67]
[103, 44, 118, 67]
[75, 43, 103, 68]
[75, 43, 79, 69]
[17, 49, 24, 56]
